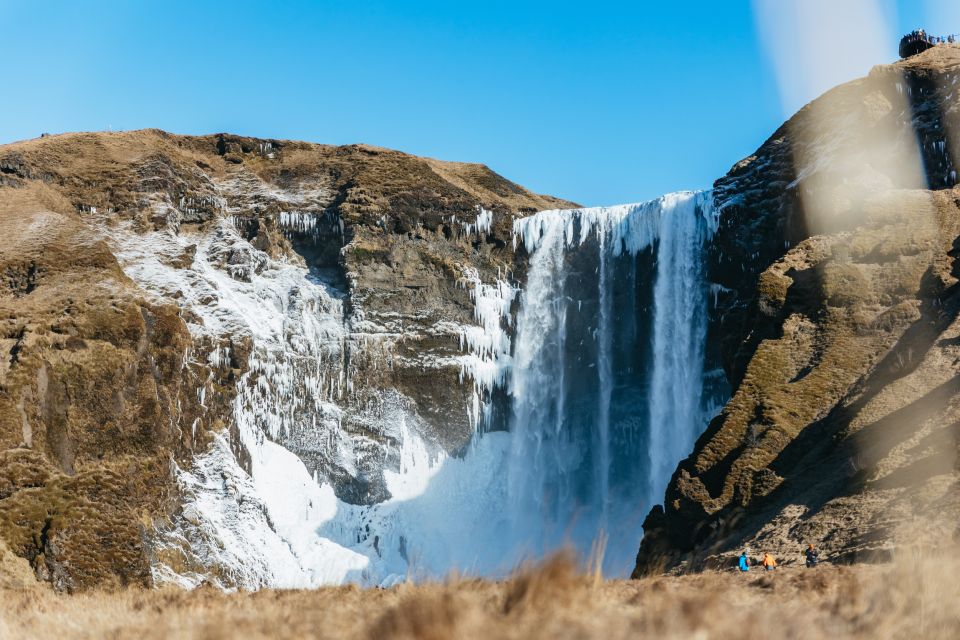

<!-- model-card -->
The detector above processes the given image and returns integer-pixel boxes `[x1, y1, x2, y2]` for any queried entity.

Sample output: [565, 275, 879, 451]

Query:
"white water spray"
[647, 192, 717, 495]
[509, 191, 719, 571]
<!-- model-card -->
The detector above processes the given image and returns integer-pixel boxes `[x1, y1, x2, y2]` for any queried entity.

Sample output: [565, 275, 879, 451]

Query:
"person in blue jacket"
[738, 551, 750, 572]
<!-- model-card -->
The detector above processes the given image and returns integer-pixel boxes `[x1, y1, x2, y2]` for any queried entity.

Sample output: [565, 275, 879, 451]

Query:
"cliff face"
[0, 130, 572, 590]
[9, 48, 960, 591]
[0, 181, 215, 590]
[635, 47, 960, 575]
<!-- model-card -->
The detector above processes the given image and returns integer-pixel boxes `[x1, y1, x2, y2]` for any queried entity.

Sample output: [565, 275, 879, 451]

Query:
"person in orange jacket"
[762, 552, 777, 571]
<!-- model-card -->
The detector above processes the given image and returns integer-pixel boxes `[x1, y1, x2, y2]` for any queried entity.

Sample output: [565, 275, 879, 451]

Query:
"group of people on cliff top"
[737, 544, 819, 572]
[906, 29, 956, 45]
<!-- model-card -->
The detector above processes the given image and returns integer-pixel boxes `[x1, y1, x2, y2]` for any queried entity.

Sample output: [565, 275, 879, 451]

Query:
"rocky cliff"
[7, 47, 960, 592]
[0, 129, 572, 590]
[635, 46, 960, 575]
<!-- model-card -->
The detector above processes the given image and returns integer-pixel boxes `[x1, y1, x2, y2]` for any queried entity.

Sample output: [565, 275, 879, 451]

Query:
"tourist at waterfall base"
[806, 544, 820, 568]
[762, 553, 777, 571]
[738, 551, 750, 572]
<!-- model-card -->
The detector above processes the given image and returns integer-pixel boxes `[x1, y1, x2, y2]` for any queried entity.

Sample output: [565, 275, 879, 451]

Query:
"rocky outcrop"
[635, 46, 960, 575]
[0, 130, 573, 589]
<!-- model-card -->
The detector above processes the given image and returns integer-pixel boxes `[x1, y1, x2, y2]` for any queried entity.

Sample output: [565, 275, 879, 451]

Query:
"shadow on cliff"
[694, 271, 960, 566]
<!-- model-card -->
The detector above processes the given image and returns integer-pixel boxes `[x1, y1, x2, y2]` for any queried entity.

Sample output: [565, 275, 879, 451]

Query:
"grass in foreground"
[1, 549, 958, 640]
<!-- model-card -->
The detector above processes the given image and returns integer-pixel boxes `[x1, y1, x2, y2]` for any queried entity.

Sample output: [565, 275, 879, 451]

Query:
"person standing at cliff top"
[738, 551, 750, 572]
[805, 544, 820, 568]
[762, 553, 777, 571]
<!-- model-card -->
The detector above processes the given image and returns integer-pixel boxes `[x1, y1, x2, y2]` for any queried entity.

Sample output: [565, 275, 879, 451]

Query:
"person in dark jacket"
[805, 543, 819, 568]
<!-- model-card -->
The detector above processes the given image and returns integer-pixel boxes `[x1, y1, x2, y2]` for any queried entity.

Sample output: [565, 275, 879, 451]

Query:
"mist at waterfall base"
[349, 191, 727, 581]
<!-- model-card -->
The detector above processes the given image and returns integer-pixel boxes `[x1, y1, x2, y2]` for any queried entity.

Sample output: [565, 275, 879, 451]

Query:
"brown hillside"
[635, 46, 960, 575]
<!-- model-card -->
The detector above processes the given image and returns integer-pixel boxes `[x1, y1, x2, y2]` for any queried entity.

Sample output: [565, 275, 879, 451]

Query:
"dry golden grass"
[1, 547, 958, 640]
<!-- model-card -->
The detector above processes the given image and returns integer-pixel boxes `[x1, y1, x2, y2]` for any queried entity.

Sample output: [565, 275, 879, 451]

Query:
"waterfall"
[125, 188, 724, 586]
[509, 191, 720, 572]
[647, 193, 716, 497]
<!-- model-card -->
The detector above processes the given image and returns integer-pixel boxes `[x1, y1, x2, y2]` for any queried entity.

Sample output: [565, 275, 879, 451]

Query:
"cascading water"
[119, 184, 726, 587]
[646, 194, 717, 496]
[506, 191, 722, 572]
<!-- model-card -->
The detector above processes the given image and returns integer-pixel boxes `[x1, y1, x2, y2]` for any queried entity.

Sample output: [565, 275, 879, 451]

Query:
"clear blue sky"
[0, 1, 952, 206]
